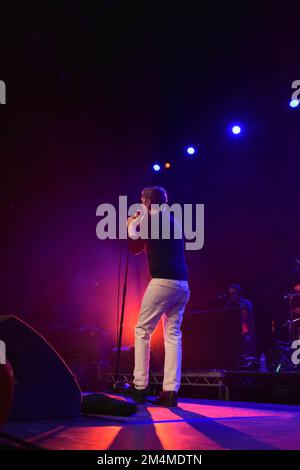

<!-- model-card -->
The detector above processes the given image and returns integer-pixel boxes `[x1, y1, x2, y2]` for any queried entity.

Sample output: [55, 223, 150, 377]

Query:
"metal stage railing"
[99, 370, 229, 400]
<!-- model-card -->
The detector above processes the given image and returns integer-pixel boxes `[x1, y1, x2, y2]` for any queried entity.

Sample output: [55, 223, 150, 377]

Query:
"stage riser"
[99, 370, 300, 405]
[225, 371, 300, 405]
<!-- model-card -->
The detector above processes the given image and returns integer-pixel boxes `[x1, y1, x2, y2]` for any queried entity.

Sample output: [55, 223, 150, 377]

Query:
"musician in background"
[290, 295, 300, 340]
[225, 284, 256, 356]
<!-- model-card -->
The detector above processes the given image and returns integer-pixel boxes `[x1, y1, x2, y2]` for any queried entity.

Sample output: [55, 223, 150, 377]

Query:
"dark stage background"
[1, 1, 300, 369]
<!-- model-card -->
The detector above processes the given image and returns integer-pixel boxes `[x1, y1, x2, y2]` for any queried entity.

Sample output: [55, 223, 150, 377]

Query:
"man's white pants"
[133, 278, 190, 392]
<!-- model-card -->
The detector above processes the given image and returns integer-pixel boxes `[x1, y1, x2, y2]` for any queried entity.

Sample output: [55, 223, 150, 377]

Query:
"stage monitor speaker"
[0, 361, 15, 426]
[0, 315, 82, 420]
[182, 308, 242, 370]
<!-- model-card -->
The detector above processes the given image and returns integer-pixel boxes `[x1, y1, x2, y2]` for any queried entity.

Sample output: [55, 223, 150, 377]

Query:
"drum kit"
[270, 284, 300, 372]
[188, 282, 300, 372]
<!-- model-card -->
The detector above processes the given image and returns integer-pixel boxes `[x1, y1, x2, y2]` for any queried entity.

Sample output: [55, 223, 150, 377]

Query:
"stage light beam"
[186, 146, 196, 155]
[290, 99, 299, 108]
[153, 163, 161, 172]
[231, 125, 241, 135]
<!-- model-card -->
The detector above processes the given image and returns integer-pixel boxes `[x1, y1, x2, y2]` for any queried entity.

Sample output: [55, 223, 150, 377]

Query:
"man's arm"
[127, 214, 146, 255]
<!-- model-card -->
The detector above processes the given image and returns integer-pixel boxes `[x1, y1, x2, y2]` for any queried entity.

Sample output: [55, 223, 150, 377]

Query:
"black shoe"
[118, 383, 147, 403]
[149, 391, 178, 407]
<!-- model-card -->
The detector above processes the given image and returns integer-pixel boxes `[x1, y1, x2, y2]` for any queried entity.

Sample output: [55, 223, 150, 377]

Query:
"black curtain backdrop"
[1, 1, 300, 365]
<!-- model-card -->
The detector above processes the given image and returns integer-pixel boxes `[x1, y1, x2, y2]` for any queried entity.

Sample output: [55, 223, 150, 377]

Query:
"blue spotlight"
[232, 125, 241, 135]
[153, 163, 161, 172]
[290, 99, 299, 108]
[186, 146, 196, 156]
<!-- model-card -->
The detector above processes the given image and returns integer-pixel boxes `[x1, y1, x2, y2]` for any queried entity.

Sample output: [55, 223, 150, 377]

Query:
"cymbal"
[283, 293, 300, 299]
[282, 318, 300, 327]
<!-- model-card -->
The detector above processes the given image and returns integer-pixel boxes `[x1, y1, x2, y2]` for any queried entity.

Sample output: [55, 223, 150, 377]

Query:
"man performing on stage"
[121, 186, 190, 407]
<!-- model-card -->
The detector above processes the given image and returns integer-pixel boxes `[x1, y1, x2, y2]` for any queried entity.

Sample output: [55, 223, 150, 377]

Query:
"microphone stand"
[113, 247, 130, 391]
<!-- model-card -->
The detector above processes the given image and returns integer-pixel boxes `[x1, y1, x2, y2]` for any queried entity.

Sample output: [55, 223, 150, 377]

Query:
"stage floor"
[2, 398, 300, 450]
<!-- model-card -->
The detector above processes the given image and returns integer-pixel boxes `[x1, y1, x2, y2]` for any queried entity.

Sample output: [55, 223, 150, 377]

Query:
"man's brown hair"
[141, 186, 168, 204]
